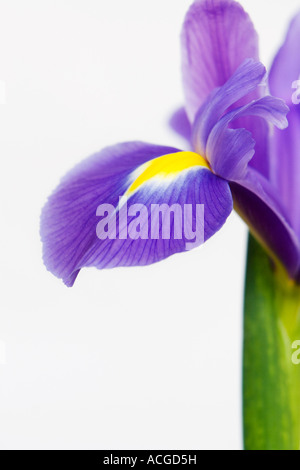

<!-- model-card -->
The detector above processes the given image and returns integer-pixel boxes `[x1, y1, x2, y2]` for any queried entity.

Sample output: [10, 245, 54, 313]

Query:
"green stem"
[243, 234, 300, 450]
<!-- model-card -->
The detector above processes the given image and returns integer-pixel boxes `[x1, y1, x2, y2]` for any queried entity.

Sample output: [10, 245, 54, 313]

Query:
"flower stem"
[243, 234, 300, 450]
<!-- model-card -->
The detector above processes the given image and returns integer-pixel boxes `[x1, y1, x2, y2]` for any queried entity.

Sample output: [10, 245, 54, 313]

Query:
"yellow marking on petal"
[126, 151, 209, 196]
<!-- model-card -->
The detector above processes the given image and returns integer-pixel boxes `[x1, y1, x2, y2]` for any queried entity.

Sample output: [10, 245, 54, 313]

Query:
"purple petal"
[191, 59, 266, 156]
[239, 115, 270, 178]
[207, 126, 255, 181]
[181, 1, 273, 178]
[269, 12, 300, 104]
[82, 168, 232, 272]
[181, 0, 259, 122]
[41, 142, 180, 286]
[168, 107, 192, 143]
[41, 143, 233, 286]
[270, 108, 300, 239]
[231, 168, 300, 279]
[268, 11, 300, 241]
[204, 96, 289, 180]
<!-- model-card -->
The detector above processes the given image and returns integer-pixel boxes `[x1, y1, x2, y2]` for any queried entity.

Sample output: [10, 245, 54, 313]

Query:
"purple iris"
[41, 0, 300, 287]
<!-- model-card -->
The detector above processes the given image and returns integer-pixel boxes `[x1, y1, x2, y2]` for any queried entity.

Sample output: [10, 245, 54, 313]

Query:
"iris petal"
[231, 168, 300, 279]
[41, 142, 233, 286]
[169, 107, 192, 144]
[203, 96, 289, 181]
[181, 0, 260, 122]
[270, 108, 300, 240]
[181, 0, 273, 178]
[268, 11, 300, 241]
[191, 59, 266, 157]
[41, 142, 180, 286]
[269, 12, 300, 104]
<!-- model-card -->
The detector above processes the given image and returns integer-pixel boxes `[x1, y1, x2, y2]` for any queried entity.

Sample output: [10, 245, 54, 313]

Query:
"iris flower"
[41, 0, 297, 288]
[41, 0, 300, 450]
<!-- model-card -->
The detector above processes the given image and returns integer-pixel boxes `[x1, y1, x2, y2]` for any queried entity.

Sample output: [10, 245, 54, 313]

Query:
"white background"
[0, 0, 299, 451]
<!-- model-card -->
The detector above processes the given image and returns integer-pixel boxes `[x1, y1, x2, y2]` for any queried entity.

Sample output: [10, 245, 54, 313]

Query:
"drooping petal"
[270, 108, 300, 239]
[181, 0, 260, 122]
[230, 168, 300, 279]
[41, 142, 233, 286]
[41, 142, 176, 286]
[269, 12, 300, 104]
[202, 96, 289, 181]
[191, 59, 266, 157]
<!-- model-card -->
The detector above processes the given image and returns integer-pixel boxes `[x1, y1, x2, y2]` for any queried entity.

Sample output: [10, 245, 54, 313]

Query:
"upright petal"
[191, 59, 266, 156]
[270, 108, 300, 239]
[269, 12, 300, 104]
[268, 11, 300, 240]
[191, 58, 289, 181]
[204, 96, 289, 181]
[41, 143, 233, 286]
[181, 0, 259, 122]
[181, 0, 272, 178]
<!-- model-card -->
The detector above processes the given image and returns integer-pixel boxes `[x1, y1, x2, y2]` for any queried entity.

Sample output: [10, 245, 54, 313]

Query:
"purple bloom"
[41, 0, 300, 286]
